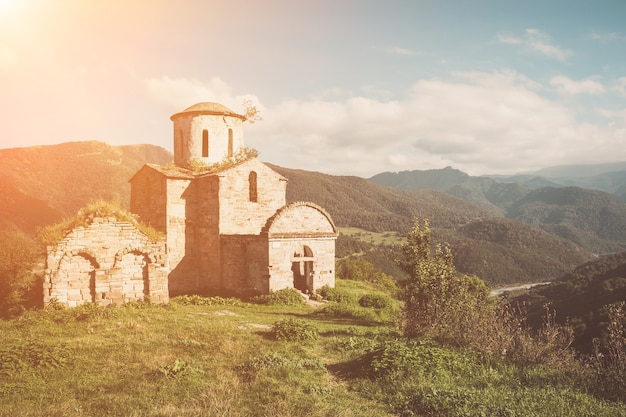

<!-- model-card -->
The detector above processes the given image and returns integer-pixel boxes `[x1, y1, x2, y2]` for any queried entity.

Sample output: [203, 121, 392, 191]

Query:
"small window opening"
[202, 129, 209, 158]
[228, 128, 234, 157]
[249, 171, 258, 202]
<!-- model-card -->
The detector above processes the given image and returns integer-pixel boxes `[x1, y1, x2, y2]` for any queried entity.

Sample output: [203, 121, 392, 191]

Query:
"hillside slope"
[0, 141, 172, 217]
[369, 168, 626, 255]
[513, 251, 626, 353]
[269, 164, 592, 285]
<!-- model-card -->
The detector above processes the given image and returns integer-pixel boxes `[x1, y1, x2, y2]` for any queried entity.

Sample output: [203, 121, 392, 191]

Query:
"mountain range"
[2, 141, 625, 287]
[370, 166, 626, 255]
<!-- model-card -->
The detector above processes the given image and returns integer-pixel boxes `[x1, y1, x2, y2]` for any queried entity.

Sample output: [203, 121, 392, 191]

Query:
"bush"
[250, 288, 306, 306]
[171, 295, 246, 306]
[359, 293, 393, 310]
[271, 318, 319, 342]
[317, 286, 358, 304]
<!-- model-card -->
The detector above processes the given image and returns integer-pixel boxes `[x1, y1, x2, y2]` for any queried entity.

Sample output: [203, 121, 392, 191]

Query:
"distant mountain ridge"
[369, 166, 626, 255]
[0, 141, 605, 286]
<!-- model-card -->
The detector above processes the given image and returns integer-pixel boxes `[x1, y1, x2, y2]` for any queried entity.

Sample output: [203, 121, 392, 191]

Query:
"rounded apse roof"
[170, 102, 246, 121]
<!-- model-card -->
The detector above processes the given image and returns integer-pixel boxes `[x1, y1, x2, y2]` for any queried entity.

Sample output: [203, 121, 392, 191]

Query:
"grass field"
[338, 227, 405, 246]
[1, 279, 624, 417]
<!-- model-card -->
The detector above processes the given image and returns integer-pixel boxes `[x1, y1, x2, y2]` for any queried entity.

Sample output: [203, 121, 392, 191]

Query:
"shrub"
[171, 295, 246, 306]
[359, 293, 393, 310]
[0, 340, 72, 376]
[317, 286, 357, 304]
[250, 288, 305, 306]
[271, 318, 319, 342]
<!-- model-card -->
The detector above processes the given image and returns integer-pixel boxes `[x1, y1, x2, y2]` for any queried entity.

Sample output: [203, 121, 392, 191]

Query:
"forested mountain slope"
[370, 167, 626, 255]
[269, 164, 592, 285]
[0, 141, 172, 216]
[513, 251, 626, 353]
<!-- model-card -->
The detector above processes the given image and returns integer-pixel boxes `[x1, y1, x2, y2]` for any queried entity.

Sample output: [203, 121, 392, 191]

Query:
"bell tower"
[170, 102, 246, 168]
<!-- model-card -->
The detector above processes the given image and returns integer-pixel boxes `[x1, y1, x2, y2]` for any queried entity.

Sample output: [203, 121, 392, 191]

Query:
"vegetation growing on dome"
[37, 201, 164, 247]
[161, 147, 260, 175]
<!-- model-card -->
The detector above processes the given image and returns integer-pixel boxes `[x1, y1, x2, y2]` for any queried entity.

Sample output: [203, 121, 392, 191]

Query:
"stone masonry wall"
[218, 159, 286, 235]
[44, 216, 168, 307]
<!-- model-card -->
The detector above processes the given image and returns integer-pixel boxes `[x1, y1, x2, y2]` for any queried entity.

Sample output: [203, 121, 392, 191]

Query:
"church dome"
[170, 102, 246, 121]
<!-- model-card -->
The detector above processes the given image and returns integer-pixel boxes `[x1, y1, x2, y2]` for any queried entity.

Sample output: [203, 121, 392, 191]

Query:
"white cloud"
[143, 76, 262, 115]
[387, 46, 418, 56]
[590, 31, 626, 42]
[550, 75, 606, 95]
[615, 77, 626, 97]
[142, 74, 623, 177]
[496, 34, 522, 45]
[498, 28, 572, 61]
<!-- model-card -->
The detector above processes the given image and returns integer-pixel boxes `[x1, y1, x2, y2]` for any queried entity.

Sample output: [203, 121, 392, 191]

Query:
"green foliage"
[0, 340, 72, 376]
[271, 318, 319, 342]
[171, 294, 246, 307]
[0, 231, 39, 317]
[317, 285, 358, 304]
[236, 352, 324, 382]
[242, 99, 263, 124]
[589, 302, 626, 402]
[37, 200, 164, 246]
[250, 288, 306, 306]
[512, 250, 626, 353]
[0, 291, 623, 416]
[158, 359, 196, 379]
[359, 293, 393, 309]
[165, 146, 260, 174]
[397, 218, 488, 340]
[337, 257, 398, 294]
[313, 303, 383, 324]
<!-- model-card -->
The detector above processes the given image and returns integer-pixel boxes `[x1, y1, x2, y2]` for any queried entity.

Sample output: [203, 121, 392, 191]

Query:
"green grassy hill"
[1, 282, 624, 416]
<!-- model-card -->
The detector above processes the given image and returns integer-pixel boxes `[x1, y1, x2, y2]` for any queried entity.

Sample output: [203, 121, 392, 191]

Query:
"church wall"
[43, 217, 168, 308]
[165, 177, 200, 294]
[195, 175, 222, 292]
[220, 235, 270, 295]
[267, 237, 336, 293]
[130, 168, 167, 232]
[218, 160, 287, 235]
[174, 114, 244, 167]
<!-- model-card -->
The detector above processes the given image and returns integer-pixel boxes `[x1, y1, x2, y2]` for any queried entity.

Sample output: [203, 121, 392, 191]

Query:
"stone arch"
[114, 246, 154, 299]
[55, 250, 100, 306]
[263, 201, 337, 235]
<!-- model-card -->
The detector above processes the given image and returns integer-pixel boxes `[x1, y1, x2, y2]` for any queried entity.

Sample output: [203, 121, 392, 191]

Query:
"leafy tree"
[0, 232, 39, 317]
[395, 218, 490, 343]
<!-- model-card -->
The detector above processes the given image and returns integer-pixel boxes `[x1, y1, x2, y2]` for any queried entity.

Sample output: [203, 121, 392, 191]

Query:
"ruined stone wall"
[44, 216, 168, 307]
[218, 159, 286, 235]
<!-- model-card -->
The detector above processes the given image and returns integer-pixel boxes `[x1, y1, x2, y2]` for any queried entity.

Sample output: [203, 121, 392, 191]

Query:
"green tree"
[0, 232, 39, 317]
[395, 219, 490, 343]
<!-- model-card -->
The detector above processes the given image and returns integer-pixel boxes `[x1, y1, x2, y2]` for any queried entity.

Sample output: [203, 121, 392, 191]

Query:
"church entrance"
[292, 246, 314, 293]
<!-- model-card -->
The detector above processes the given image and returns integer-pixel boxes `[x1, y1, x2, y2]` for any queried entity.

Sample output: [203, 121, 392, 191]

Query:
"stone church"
[43, 103, 337, 307]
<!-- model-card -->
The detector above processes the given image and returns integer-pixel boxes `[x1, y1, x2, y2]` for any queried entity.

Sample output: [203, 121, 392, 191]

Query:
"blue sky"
[1, 0, 625, 176]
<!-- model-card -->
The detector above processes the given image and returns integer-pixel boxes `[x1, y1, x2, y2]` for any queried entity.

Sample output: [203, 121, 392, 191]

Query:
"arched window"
[249, 171, 257, 202]
[202, 129, 209, 158]
[228, 128, 233, 157]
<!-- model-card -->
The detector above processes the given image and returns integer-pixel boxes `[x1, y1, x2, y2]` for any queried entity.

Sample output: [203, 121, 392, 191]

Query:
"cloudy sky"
[1, 0, 625, 177]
